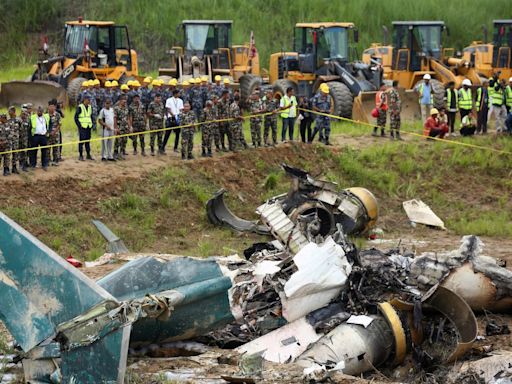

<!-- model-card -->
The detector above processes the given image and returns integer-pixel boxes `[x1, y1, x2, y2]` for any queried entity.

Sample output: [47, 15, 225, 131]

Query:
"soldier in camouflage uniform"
[47, 101, 61, 166]
[261, 89, 278, 146]
[248, 90, 264, 147]
[210, 95, 222, 151]
[7, 106, 22, 173]
[229, 95, 248, 151]
[387, 80, 402, 140]
[129, 94, 147, 155]
[147, 94, 165, 155]
[180, 102, 197, 160]
[311, 85, 332, 145]
[191, 81, 204, 120]
[0, 114, 11, 176]
[218, 90, 232, 151]
[113, 95, 130, 160]
[18, 105, 31, 171]
[201, 100, 216, 157]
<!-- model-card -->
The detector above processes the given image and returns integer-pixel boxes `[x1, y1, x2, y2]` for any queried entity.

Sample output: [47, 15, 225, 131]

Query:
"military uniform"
[140, 87, 152, 110]
[248, 97, 264, 147]
[180, 110, 196, 159]
[7, 115, 22, 171]
[0, 119, 11, 174]
[388, 87, 402, 139]
[201, 106, 216, 156]
[47, 112, 61, 164]
[129, 100, 147, 154]
[218, 97, 233, 150]
[311, 92, 332, 143]
[229, 101, 247, 150]
[262, 96, 278, 145]
[114, 104, 130, 158]
[19, 113, 30, 170]
[147, 100, 165, 154]
[191, 87, 204, 119]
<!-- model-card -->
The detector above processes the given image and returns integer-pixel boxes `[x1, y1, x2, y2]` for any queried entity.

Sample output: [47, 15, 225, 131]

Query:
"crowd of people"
[2, 72, 512, 176]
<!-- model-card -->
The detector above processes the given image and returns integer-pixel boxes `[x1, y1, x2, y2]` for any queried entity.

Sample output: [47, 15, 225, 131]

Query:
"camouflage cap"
[8, 105, 16, 111]
[0, 113, 7, 118]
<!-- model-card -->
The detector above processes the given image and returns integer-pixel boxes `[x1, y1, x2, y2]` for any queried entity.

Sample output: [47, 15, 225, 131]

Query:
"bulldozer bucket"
[352, 89, 420, 125]
[0, 80, 67, 108]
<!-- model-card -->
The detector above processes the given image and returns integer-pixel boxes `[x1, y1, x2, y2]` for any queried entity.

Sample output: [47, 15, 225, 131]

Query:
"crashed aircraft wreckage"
[0, 168, 511, 383]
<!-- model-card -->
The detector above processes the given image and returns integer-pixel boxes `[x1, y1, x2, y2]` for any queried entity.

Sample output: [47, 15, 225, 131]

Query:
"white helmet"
[423, 74, 431, 80]
[509, 77, 512, 82]
[462, 79, 472, 86]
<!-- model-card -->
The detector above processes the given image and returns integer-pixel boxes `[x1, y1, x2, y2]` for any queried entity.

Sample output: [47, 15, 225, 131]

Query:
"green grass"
[0, 66, 33, 83]
[1, 0, 511, 70]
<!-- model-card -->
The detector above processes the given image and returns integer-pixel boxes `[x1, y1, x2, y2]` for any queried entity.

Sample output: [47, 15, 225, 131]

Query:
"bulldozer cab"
[492, 20, 512, 69]
[293, 22, 357, 74]
[391, 21, 445, 72]
[64, 21, 134, 71]
[180, 20, 232, 56]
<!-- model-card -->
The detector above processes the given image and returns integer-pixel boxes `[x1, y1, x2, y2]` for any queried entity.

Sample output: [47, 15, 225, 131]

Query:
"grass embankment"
[1, 0, 511, 69]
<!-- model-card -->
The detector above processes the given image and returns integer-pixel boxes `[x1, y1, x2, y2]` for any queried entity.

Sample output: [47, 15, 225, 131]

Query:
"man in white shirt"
[162, 89, 184, 153]
[29, 106, 50, 170]
[98, 98, 115, 161]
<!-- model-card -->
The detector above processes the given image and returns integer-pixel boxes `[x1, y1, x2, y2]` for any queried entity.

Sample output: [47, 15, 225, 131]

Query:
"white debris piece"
[346, 315, 374, 328]
[253, 260, 282, 288]
[282, 237, 352, 322]
[402, 199, 445, 229]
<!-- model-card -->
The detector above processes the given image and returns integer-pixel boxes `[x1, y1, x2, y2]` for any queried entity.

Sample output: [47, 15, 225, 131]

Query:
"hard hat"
[83, 80, 91, 87]
[430, 107, 439, 115]
[423, 74, 431, 80]
[143, 76, 152, 83]
[105, 80, 112, 88]
[151, 79, 160, 86]
[223, 78, 230, 84]
[508, 77, 512, 82]
[169, 78, 178, 86]
[183, 81, 190, 86]
[201, 76, 208, 82]
[462, 79, 472, 86]
[215, 75, 222, 82]
[133, 80, 141, 87]
[127, 80, 134, 87]
[320, 83, 330, 93]
[195, 77, 202, 84]
[111, 80, 119, 87]
[121, 84, 129, 91]
[93, 79, 100, 85]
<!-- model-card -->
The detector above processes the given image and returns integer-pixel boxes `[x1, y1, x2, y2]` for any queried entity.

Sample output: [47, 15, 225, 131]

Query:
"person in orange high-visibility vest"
[372, 84, 388, 137]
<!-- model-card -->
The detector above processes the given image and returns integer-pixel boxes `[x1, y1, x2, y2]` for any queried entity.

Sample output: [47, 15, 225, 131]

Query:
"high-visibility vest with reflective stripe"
[280, 95, 297, 118]
[30, 113, 50, 135]
[458, 88, 472, 110]
[78, 104, 93, 128]
[491, 86, 504, 106]
[476, 87, 490, 112]
[506, 85, 512, 108]
[418, 82, 433, 104]
[446, 89, 458, 111]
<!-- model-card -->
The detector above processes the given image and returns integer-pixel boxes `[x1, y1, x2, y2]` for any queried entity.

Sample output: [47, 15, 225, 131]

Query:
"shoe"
[141, 150, 146, 157]
[181, 154, 186, 160]
[12, 167, 19, 174]
[380, 130, 386, 137]
[174, 148, 179, 153]
[396, 135, 404, 141]
[42, 166, 48, 172]
[201, 152, 207, 157]
[108, 158, 116, 162]
[79, 155, 85, 161]
[3, 168, 10, 176]
[133, 150, 137, 155]
[325, 140, 331, 146]
[101, 158, 107, 161]
[371, 131, 378, 137]
[122, 150, 128, 156]
[51, 161, 59, 166]
[86, 155, 95, 161]
[22, 165, 28, 172]
[207, 152, 212, 157]
[188, 155, 195, 160]
[221, 147, 228, 152]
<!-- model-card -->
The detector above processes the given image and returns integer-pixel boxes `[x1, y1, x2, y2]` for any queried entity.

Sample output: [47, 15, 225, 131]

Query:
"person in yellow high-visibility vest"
[505, 77, 512, 114]
[458, 79, 473, 121]
[74, 95, 95, 161]
[279, 87, 298, 142]
[488, 78, 507, 133]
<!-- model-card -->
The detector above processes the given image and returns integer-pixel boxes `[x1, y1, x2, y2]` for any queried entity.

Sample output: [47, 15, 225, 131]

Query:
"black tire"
[239, 74, 262, 107]
[272, 79, 297, 100]
[328, 82, 353, 118]
[67, 77, 87, 106]
[119, 74, 136, 85]
[430, 79, 445, 110]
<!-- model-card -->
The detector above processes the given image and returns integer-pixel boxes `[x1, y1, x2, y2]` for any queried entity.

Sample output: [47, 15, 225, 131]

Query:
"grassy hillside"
[1, 0, 511, 70]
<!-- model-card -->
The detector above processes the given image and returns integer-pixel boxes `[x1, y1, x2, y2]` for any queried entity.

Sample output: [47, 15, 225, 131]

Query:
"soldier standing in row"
[311, 84, 332, 145]
[7, 106, 22, 174]
[180, 102, 197, 160]
[211, 95, 222, 152]
[113, 95, 130, 160]
[47, 100, 61, 165]
[248, 90, 264, 147]
[201, 100, 215, 157]
[229, 95, 247, 151]
[0, 114, 11, 176]
[129, 94, 147, 156]
[19, 104, 31, 171]
[218, 90, 232, 151]
[147, 94, 165, 155]
[262, 89, 278, 146]
[388, 80, 403, 140]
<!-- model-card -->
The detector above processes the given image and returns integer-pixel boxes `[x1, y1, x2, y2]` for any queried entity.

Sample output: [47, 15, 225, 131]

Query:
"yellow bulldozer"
[462, 19, 512, 81]
[158, 20, 263, 102]
[362, 21, 481, 115]
[268, 22, 383, 122]
[0, 18, 139, 107]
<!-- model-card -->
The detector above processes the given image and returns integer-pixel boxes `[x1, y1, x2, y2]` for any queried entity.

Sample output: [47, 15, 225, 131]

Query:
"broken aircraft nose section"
[207, 164, 379, 238]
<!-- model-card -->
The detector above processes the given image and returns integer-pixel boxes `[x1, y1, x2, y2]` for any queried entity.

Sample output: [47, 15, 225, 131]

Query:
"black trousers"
[29, 134, 48, 167]
[78, 127, 92, 156]
[460, 126, 476, 136]
[447, 111, 457, 133]
[299, 117, 312, 143]
[477, 106, 488, 133]
[161, 117, 178, 151]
